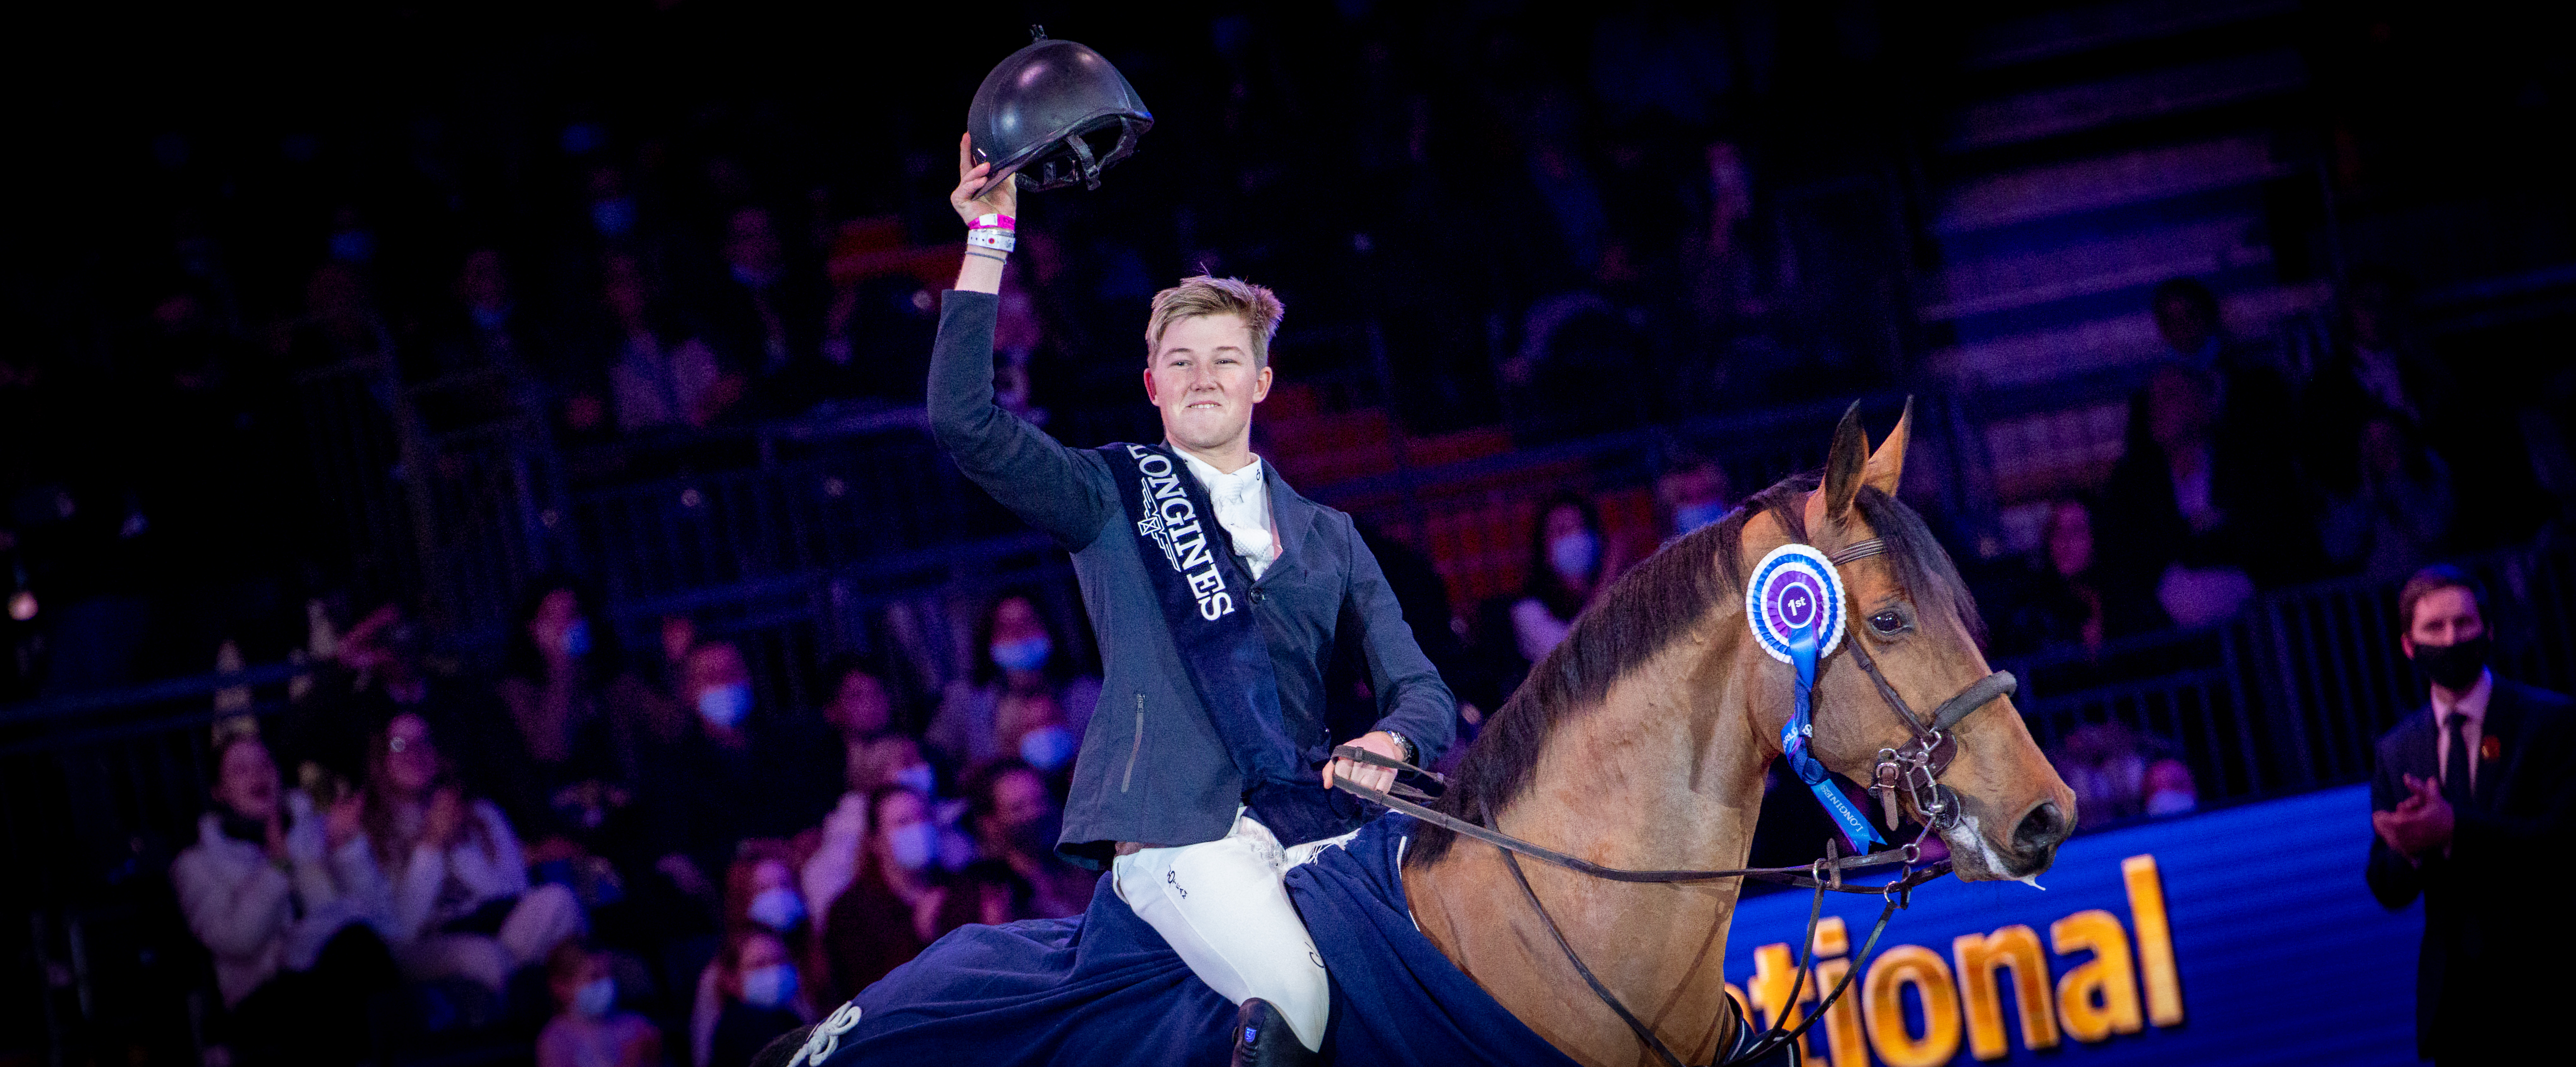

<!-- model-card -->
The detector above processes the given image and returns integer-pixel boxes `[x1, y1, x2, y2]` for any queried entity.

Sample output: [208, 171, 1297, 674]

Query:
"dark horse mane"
[1406, 473, 1983, 865]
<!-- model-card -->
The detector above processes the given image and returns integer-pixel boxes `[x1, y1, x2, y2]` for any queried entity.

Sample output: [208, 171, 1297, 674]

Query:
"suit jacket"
[2366, 675, 2576, 1058]
[928, 291, 1456, 867]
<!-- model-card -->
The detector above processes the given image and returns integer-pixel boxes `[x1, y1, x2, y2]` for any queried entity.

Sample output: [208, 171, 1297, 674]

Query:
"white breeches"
[1112, 811, 1356, 1052]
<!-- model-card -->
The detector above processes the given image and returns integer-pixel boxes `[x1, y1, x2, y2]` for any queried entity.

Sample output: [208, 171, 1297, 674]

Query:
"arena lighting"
[8, 590, 33, 622]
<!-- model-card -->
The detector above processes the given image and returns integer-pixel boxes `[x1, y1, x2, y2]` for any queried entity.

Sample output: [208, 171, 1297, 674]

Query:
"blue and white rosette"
[1745, 544, 1845, 665]
[1747, 543, 1883, 848]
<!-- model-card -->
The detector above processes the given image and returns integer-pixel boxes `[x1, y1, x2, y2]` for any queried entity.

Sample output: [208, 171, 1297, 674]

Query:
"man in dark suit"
[2367, 564, 2576, 1063]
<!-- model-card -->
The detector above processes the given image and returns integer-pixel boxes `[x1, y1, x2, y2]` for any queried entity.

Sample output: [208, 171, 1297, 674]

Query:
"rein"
[1328, 537, 2018, 1067]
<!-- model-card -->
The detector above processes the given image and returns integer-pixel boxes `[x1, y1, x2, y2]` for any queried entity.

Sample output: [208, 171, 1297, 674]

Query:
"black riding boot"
[1229, 998, 1320, 1067]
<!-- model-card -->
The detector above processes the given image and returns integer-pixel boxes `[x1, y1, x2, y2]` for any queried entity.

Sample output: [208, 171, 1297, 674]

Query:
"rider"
[927, 136, 1456, 1064]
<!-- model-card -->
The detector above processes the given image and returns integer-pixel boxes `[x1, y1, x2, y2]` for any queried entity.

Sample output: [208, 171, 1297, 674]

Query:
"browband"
[1827, 538, 1886, 566]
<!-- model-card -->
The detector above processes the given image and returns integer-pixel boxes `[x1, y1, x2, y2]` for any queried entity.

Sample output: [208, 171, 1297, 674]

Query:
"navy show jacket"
[927, 290, 1455, 867]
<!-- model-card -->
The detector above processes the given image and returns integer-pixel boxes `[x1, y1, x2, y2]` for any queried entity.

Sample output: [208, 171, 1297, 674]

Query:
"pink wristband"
[969, 213, 1016, 232]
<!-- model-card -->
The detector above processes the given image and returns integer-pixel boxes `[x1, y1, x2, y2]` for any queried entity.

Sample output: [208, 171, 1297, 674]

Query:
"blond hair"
[1144, 275, 1285, 367]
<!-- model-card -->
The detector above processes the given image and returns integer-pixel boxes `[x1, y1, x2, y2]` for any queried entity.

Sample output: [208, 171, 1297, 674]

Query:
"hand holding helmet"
[950, 133, 1021, 229]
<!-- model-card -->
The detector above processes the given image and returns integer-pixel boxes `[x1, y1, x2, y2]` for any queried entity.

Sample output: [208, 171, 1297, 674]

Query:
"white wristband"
[967, 228, 1016, 254]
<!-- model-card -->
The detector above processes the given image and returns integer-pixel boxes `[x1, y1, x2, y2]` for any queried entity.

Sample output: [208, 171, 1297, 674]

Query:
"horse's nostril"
[2014, 801, 2068, 851]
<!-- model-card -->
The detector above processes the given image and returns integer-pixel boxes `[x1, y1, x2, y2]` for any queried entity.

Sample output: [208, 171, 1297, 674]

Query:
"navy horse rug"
[779, 815, 1583, 1066]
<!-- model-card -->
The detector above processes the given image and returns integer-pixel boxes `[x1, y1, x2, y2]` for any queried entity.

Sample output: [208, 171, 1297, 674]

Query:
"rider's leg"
[1113, 811, 1349, 1052]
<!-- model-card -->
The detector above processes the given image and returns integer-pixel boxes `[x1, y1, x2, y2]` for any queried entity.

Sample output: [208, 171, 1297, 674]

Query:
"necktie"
[2442, 713, 2472, 807]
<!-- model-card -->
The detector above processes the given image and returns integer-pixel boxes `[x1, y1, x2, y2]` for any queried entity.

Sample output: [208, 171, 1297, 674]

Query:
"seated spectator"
[2050, 722, 2196, 823]
[1657, 450, 1733, 541]
[708, 207, 818, 377]
[2319, 416, 2456, 582]
[963, 760, 1092, 919]
[342, 711, 586, 992]
[856, 732, 938, 798]
[2097, 365, 2288, 629]
[927, 594, 1100, 774]
[2306, 269, 2454, 456]
[705, 928, 815, 1067]
[708, 207, 843, 419]
[2001, 499, 2157, 654]
[496, 582, 682, 855]
[2151, 278, 2299, 445]
[174, 730, 395, 1065]
[801, 732, 945, 930]
[537, 942, 661, 1067]
[819, 656, 901, 744]
[1507, 491, 1625, 665]
[601, 253, 740, 432]
[329, 602, 524, 818]
[659, 640, 842, 885]
[822, 786, 977, 995]
[692, 842, 827, 1067]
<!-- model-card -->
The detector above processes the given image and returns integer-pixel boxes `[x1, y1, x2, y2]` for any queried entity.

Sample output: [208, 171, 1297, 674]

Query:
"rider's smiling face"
[1144, 313, 1271, 457]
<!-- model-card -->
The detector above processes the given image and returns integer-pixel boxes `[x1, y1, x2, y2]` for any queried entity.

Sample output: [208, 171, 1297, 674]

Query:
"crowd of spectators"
[3, 2, 1919, 708]
[13, 4, 2575, 1059]
[172, 579, 1105, 1065]
[1978, 275, 2531, 661]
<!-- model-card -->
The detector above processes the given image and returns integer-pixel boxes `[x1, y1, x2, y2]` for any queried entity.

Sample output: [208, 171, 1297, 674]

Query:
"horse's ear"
[1823, 400, 1868, 522]
[1863, 397, 1914, 497]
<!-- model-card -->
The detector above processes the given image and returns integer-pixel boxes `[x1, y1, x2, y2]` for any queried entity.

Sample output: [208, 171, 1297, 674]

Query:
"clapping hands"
[2371, 774, 2456, 861]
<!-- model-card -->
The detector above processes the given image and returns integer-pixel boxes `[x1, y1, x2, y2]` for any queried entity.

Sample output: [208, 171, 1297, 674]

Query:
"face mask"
[697, 682, 752, 729]
[737, 963, 797, 1009]
[1548, 530, 1600, 581]
[885, 822, 938, 872]
[2410, 633, 2491, 691]
[1017, 725, 1077, 772]
[1005, 809, 1063, 860]
[590, 197, 636, 238]
[560, 620, 592, 658]
[329, 229, 376, 264]
[572, 976, 615, 1018]
[1672, 502, 1729, 534]
[745, 886, 807, 932]
[990, 636, 1052, 673]
[891, 763, 937, 797]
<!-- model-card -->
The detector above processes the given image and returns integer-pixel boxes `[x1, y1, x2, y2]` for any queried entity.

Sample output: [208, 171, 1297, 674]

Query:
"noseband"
[1328, 537, 2018, 1067]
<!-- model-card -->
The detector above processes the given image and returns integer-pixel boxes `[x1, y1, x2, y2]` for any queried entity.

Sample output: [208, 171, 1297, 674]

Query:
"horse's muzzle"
[2005, 799, 2072, 874]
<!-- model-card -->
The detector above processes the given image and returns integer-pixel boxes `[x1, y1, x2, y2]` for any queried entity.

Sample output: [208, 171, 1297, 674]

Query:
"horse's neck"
[1407, 617, 1774, 1066]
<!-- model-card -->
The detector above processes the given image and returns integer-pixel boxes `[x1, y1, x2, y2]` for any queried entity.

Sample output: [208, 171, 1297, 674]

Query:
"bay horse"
[766, 403, 2075, 1067]
[1401, 401, 2077, 1066]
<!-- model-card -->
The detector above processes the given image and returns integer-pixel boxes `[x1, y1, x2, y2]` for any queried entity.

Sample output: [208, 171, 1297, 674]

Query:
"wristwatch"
[1381, 730, 1416, 767]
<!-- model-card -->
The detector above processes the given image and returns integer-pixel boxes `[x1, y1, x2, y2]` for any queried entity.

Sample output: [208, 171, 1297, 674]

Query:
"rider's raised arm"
[927, 135, 1108, 550]
[1340, 517, 1458, 765]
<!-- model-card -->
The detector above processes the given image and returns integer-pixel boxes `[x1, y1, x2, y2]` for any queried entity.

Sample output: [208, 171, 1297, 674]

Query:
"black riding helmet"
[966, 31, 1153, 194]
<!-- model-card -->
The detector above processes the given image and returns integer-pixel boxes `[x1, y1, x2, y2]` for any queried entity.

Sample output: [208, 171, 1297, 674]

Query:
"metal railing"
[2007, 545, 2576, 817]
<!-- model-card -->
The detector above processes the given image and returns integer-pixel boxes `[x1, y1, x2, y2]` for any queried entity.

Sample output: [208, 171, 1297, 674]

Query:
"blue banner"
[1722, 785, 2421, 1066]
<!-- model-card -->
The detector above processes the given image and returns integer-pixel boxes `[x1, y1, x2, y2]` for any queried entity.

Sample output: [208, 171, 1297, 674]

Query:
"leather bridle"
[1327, 537, 2019, 1067]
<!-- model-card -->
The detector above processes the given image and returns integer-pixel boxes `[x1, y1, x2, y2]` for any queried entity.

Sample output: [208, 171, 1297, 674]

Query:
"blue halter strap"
[1779, 611, 1886, 848]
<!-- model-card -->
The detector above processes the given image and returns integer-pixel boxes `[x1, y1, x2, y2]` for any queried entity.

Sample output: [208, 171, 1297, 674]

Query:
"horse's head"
[1760, 402, 2077, 881]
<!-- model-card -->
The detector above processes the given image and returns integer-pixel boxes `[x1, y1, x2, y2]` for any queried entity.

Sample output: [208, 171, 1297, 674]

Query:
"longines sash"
[1100, 442, 1347, 846]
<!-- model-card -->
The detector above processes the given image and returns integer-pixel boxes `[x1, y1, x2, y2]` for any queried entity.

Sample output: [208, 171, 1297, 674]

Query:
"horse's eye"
[1868, 610, 1909, 635]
